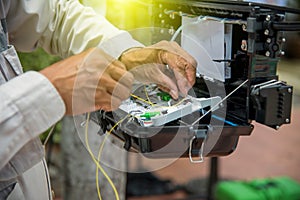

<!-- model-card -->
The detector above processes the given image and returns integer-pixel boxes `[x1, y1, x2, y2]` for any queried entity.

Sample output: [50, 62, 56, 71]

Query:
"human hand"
[119, 41, 197, 99]
[40, 48, 134, 115]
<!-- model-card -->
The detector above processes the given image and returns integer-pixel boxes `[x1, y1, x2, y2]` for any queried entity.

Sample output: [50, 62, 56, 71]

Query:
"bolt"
[280, 51, 285, 56]
[265, 51, 270, 57]
[276, 125, 280, 130]
[285, 118, 290, 123]
[288, 88, 292, 93]
[264, 29, 270, 35]
[266, 15, 271, 21]
[281, 37, 286, 43]
[266, 38, 272, 43]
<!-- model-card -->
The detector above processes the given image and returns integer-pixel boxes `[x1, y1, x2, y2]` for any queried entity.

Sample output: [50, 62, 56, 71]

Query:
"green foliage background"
[18, 48, 60, 71]
[18, 49, 61, 143]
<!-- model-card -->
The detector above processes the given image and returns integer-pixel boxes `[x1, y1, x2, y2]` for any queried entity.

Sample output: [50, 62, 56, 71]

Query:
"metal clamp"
[189, 135, 205, 164]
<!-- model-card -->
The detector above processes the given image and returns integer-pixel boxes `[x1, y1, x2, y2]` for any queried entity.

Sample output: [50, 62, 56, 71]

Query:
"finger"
[174, 57, 196, 92]
[169, 41, 197, 67]
[153, 41, 197, 68]
[94, 90, 122, 111]
[184, 62, 197, 86]
[164, 53, 196, 87]
[99, 76, 132, 101]
[109, 65, 134, 89]
[152, 41, 197, 86]
[157, 73, 179, 99]
[173, 70, 191, 96]
[110, 59, 128, 70]
[109, 81, 132, 101]
[176, 56, 196, 85]
[157, 84, 170, 93]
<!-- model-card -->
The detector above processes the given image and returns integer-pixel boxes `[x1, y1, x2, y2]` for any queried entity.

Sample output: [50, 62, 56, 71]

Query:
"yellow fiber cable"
[130, 93, 154, 106]
[85, 89, 185, 200]
[95, 124, 119, 200]
[84, 112, 120, 200]
[95, 115, 131, 198]
[144, 85, 152, 104]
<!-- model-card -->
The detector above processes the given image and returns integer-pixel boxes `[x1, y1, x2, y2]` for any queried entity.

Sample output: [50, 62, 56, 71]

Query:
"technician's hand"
[120, 40, 197, 99]
[41, 48, 134, 115]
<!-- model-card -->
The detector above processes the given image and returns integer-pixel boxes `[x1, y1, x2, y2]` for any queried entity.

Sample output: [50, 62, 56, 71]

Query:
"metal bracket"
[189, 135, 205, 164]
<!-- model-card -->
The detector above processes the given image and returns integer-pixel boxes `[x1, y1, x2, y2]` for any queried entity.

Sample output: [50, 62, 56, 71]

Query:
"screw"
[264, 29, 270, 35]
[288, 88, 292, 93]
[266, 38, 272, 43]
[280, 51, 285, 56]
[265, 51, 270, 57]
[276, 125, 280, 130]
[285, 118, 290, 123]
[281, 37, 286, 43]
[266, 15, 271, 21]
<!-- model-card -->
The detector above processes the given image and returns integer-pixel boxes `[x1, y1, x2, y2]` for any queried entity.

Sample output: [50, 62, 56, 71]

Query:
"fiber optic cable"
[95, 114, 131, 200]
[84, 112, 121, 200]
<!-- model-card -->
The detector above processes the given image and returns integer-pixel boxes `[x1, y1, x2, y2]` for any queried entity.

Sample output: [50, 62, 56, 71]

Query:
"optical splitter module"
[119, 84, 221, 127]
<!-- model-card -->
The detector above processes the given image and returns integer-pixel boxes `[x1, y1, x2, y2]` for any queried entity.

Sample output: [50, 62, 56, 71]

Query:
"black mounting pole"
[207, 157, 219, 200]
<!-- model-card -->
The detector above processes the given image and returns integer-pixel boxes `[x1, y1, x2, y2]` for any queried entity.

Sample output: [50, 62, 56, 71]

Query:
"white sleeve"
[0, 71, 65, 169]
[7, 0, 144, 58]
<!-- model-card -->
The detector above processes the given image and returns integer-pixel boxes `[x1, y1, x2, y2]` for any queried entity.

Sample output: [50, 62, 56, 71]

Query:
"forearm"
[0, 71, 65, 170]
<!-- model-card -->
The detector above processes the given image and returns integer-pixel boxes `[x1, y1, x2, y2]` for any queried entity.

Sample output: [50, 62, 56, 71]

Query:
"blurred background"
[18, 0, 300, 199]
